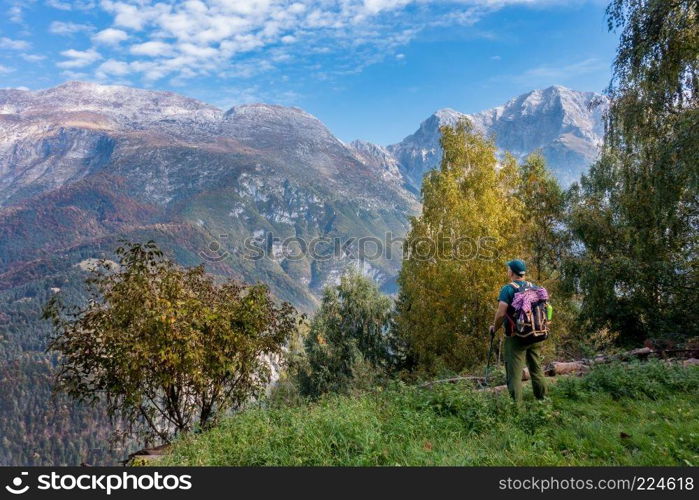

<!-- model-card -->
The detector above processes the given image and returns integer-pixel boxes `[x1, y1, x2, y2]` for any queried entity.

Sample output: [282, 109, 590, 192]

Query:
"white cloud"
[101, 0, 167, 30]
[57, 48, 103, 68]
[130, 41, 175, 57]
[0, 64, 15, 74]
[45, 0, 72, 9]
[49, 21, 94, 35]
[512, 58, 606, 85]
[207, 84, 302, 108]
[127, 60, 170, 81]
[91, 0, 424, 82]
[21, 53, 46, 62]
[289, 3, 307, 14]
[0, 37, 31, 50]
[8, 4, 24, 23]
[60, 70, 90, 80]
[362, 0, 413, 15]
[92, 28, 129, 45]
[46, 0, 96, 9]
[179, 43, 219, 58]
[96, 59, 131, 79]
[45, 0, 575, 84]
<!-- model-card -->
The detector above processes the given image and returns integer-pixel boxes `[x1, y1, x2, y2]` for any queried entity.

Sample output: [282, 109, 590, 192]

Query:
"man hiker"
[489, 259, 547, 402]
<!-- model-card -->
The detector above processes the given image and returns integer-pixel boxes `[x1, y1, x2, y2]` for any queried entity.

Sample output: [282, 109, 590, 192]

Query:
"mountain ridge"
[0, 82, 607, 306]
[387, 85, 607, 188]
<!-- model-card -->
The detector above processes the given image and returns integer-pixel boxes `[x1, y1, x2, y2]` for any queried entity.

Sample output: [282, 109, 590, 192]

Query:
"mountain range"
[388, 85, 606, 189]
[0, 81, 606, 465]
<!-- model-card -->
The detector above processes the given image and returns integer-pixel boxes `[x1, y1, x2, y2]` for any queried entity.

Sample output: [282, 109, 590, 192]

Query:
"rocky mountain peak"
[222, 102, 341, 151]
[431, 108, 465, 125]
[224, 103, 330, 132]
[349, 140, 403, 185]
[389, 86, 608, 188]
[0, 81, 222, 131]
[349, 139, 392, 157]
[225, 102, 311, 119]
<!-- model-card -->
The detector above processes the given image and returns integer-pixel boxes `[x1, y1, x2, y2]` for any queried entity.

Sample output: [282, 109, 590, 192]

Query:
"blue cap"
[507, 259, 526, 276]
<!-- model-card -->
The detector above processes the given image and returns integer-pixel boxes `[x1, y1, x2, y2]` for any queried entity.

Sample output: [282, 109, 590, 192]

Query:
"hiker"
[489, 259, 548, 402]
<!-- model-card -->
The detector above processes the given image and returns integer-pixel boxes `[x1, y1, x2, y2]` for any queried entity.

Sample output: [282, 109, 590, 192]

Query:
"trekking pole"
[484, 328, 496, 386]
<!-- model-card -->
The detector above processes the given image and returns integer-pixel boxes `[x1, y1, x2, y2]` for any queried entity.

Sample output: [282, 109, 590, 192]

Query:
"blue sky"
[0, 0, 617, 144]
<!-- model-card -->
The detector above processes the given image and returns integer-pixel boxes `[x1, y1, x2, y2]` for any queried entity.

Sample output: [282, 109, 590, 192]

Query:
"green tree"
[566, 0, 698, 342]
[44, 241, 297, 444]
[516, 152, 568, 281]
[299, 269, 393, 397]
[515, 153, 580, 357]
[396, 120, 524, 374]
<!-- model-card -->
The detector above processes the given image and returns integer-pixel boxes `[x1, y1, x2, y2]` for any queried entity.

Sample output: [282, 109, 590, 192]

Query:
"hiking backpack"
[506, 281, 551, 344]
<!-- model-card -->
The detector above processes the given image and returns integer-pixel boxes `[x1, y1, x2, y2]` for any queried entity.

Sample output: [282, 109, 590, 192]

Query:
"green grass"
[159, 361, 699, 466]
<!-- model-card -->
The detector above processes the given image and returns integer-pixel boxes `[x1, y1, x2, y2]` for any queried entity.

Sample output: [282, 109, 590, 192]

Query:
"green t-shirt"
[498, 280, 528, 306]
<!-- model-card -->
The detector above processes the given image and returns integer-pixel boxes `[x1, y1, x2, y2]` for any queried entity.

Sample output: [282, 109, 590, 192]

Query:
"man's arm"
[489, 301, 509, 335]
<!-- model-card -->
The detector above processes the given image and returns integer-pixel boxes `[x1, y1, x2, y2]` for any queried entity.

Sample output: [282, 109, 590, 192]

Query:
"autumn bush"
[45, 241, 298, 445]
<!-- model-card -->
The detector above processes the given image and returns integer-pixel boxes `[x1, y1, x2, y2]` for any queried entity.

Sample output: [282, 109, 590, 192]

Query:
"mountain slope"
[0, 82, 418, 310]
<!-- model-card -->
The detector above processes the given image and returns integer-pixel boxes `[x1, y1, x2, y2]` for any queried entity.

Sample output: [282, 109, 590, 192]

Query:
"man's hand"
[489, 325, 496, 336]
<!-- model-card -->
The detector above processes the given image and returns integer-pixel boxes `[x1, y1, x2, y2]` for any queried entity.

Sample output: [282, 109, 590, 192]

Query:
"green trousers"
[503, 336, 547, 402]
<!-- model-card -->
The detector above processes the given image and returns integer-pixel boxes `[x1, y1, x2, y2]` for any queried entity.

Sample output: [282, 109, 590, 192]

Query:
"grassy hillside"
[159, 361, 699, 466]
